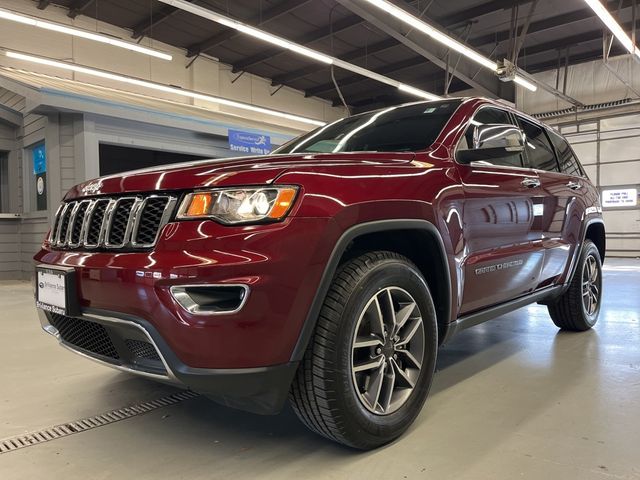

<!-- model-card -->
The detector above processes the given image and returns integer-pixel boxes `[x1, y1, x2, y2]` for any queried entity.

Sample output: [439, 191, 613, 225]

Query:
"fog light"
[170, 284, 249, 315]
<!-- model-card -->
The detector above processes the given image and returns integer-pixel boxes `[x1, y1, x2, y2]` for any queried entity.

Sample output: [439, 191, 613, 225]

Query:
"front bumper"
[38, 308, 298, 414]
[34, 217, 333, 369]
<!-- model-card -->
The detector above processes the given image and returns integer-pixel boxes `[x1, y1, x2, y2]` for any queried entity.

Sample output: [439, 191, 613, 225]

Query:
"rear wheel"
[548, 240, 602, 331]
[289, 251, 438, 449]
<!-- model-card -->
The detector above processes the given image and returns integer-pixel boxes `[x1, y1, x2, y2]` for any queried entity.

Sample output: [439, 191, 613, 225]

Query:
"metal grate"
[0, 390, 198, 454]
[107, 198, 136, 246]
[125, 339, 161, 362]
[69, 201, 90, 246]
[85, 199, 109, 246]
[50, 195, 176, 251]
[134, 197, 170, 246]
[49, 314, 119, 360]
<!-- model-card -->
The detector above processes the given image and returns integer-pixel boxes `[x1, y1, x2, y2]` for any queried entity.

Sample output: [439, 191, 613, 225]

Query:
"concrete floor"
[1, 258, 639, 480]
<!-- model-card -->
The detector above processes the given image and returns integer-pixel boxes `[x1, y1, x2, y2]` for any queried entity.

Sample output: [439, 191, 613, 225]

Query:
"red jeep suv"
[34, 97, 605, 449]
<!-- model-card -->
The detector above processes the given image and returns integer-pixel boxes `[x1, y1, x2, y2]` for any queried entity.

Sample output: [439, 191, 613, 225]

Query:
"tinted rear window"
[275, 101, 462, 154]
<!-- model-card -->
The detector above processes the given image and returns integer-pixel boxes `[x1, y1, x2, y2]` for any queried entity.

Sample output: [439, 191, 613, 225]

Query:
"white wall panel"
[0, 0, 346, 132]
[599, 137, 640, 163]
[599, 160, 640, 185]
[570, 142, 598, 165]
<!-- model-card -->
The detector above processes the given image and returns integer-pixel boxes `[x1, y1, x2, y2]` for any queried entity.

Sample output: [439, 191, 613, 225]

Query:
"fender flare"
[565, 217, 606, 286]
[289, 219, 452, 362]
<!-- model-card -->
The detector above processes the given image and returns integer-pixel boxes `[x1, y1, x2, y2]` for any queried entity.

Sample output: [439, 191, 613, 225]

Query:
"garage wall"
[517, 55, 640, 115]
[559, 113, 640, 257]
[0, 0, 346, 131]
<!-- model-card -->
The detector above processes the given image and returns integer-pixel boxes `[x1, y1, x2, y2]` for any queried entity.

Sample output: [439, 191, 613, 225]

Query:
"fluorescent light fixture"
[4, 51, 325, 127]
[157, 0, 331, 64]
[584, 0, 640, 58]
[512, 75, 538, 92]
[157, 0, 441, 100]
[363, 0, 495, 70]
[398, 83, 440, 99]
[361, 0, 537, 92]
[0, 7, 172, 60]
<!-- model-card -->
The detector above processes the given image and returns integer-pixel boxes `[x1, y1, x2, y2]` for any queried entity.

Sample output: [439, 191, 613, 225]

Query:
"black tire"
[289, 251, 438, 449]
[548, 240, 602, 331]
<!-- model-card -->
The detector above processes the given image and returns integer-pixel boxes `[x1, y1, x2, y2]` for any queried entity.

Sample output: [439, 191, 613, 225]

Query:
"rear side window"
[549, 132, 584, 177]
[517, 117, 559, 172]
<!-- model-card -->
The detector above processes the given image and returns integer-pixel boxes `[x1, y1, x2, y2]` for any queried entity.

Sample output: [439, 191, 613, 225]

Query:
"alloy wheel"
[350, 287, 425, 415]
[582, 254, 601, 316]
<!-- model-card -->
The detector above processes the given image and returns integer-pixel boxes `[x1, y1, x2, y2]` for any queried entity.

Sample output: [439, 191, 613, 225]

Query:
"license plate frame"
[35, 265, 79, 317]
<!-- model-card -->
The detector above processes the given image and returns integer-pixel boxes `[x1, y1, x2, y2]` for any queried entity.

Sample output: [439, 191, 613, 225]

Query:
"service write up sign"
[228, 130, 271, 155]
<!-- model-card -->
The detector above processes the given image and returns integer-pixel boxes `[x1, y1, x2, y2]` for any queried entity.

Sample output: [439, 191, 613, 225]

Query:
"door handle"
[521, 178, 541, 188]
[567, 181, 582, 190]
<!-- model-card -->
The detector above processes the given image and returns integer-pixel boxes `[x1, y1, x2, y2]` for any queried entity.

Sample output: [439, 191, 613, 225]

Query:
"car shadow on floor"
[94, 308, 597, 453]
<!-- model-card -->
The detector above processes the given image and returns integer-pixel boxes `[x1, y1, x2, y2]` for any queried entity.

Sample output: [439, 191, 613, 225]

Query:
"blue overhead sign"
[228, 129, 271, 155]
[33, 143, 46, 175]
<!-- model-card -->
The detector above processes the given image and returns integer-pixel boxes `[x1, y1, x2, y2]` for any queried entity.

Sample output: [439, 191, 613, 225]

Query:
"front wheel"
[548, 240, 603, 331]
[289, 251, 438, 449]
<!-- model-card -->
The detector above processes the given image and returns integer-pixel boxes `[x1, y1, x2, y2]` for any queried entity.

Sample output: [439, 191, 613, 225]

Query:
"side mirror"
[457, 123, 525, 164]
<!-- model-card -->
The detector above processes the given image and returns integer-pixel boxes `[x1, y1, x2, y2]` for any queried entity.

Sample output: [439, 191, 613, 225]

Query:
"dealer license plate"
[35, 266, 76, 316]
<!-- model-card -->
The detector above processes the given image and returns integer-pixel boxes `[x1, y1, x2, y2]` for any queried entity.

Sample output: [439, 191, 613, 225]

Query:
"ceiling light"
[584, 0, 640, 58]
[361, 0, 538, 92]
[157, 0, 441, 101]
[0, 7, 172, 60]
[157, 0, 331, 64]
[4, 51, 326, 127]
[398, 83, 441, 99]
[512, 75, 538, 92]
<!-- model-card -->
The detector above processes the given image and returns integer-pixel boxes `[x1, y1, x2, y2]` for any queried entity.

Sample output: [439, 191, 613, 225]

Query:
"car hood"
[65, 152, 417, 199]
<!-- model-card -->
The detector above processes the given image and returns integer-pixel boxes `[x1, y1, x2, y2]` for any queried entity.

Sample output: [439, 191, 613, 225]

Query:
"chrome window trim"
[170, 284, 250, 316]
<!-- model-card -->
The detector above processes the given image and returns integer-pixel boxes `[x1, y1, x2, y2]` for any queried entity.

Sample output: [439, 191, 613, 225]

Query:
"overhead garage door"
[559, 114, 640, 257]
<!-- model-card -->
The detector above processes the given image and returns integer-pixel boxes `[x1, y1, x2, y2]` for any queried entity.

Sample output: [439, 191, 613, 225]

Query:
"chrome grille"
[50, 195, 176, 250]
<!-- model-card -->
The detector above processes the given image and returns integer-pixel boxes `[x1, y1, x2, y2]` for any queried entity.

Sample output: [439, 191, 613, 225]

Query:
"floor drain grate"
[0, 390, 199, 454]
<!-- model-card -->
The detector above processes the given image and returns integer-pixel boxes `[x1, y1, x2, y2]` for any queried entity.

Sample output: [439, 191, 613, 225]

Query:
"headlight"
[177, 187, 298, 225]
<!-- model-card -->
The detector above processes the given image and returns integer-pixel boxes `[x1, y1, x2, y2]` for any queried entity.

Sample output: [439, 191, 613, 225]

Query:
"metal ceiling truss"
[67, 0, 96, 19]
[186, 0, 312, 58]
[335, 0, 514, 100]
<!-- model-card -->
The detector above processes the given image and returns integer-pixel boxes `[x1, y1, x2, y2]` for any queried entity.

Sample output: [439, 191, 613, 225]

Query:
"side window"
[517, 117, 559, 172]
[459, 107, 524, 168]
[549, 132, 584, 177]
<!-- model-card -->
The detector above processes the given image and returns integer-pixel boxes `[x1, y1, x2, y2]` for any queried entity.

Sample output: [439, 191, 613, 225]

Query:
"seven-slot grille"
[50, 195, 176, 250]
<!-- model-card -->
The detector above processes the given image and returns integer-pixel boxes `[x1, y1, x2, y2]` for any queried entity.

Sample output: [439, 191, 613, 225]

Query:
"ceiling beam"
[313, 12, 636, 98]
[272, 38, 397, 85]
[131, 2, 195, 40]
[306, 56, 427, 97]
[526, 46, 626, 73]
[231, 13, 364, 73]
[67, 0, 95, 18]
[271, 0, 532, 87]
[186, 0, 312, 57]
[67, 0, 96, 19]
[335, 0, 510, 99]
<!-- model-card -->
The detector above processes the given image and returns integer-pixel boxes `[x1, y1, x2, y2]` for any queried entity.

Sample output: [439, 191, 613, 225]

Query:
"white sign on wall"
[602, 188, 638, 208]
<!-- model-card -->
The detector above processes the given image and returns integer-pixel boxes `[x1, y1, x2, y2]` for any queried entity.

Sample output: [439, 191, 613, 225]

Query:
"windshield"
[274, 100, 462, 155]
